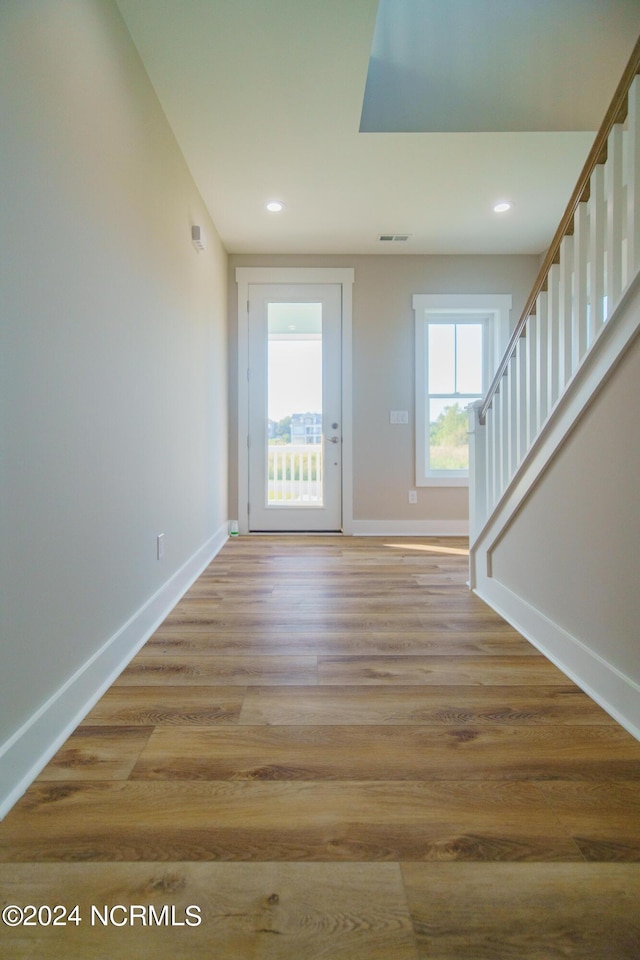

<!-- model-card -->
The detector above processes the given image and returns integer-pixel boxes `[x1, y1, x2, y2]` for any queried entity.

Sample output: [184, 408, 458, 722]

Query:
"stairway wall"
[472, 279, 640, 739]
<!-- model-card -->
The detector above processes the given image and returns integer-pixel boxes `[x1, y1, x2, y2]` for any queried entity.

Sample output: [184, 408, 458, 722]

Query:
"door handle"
[327, 436, 340, 444]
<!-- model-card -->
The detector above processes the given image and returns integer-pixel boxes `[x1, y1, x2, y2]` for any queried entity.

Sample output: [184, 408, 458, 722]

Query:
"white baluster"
[500, 373, 510, 493]
[302, 447, 307, 501]
[504, 347, 520, 478]
[279, 448, 286, 501]
[490, 390, 502, 508]
[547, 263, 561, 411]
[273, 448, 280, 502]
[559, 233, 574, 390]
[525, 312, 538, 447]
[298, 448, 304, 502]
[535, 291, 549, 430]
[572, 201, 589, 367]
[484, 403, 494, 519]
[626, 76, 640, 284]
[515, 336, 528, 465]
[269, 447, 274, 502]
[503, 365, 513, 486]
[295, 449, 301, 502]
[589, 163, 606, 341]
[606, 122, 624, 314]
[468, 401, 486, 543]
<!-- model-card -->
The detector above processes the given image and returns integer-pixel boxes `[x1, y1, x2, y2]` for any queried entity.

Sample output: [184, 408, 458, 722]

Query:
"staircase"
[468, 39, 640, 740]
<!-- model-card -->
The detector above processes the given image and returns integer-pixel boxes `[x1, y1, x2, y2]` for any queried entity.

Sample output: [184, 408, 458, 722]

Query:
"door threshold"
[247, 530, 344, 536]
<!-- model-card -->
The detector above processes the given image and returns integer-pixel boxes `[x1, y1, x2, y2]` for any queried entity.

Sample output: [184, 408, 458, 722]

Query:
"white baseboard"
[474, 576, 640, 742]
[351, 520, 469, 537]
[0, 524, 229, 820]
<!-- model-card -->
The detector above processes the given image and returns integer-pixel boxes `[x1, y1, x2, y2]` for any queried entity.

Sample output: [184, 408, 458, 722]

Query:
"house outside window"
[290, 412, 322, 444]
[413, 294, 512, 487]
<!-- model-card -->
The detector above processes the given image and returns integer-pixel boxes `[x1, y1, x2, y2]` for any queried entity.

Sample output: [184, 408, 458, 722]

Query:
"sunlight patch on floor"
[384, 542, 469, 557]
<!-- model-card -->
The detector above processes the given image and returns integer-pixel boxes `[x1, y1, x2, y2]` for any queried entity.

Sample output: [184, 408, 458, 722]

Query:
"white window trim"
[413, 294, 512, 487]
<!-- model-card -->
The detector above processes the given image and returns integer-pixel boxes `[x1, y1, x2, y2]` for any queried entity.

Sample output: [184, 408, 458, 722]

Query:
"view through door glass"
[268, 302, 324, 507]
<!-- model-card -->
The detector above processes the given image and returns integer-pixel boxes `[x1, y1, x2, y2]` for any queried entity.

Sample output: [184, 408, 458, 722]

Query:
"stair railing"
[469, 35, 640, 541]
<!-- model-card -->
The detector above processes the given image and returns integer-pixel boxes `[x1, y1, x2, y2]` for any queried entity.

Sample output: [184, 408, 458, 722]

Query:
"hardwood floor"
[1, 536, 639, 958]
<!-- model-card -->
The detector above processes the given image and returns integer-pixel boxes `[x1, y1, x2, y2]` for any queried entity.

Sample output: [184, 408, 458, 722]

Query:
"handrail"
[479, 33, 640, 425]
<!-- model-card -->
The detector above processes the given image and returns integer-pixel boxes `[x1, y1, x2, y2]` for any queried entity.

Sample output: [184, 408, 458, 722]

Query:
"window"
[413, 294, 512, 486]
[425, 318, 485, 477]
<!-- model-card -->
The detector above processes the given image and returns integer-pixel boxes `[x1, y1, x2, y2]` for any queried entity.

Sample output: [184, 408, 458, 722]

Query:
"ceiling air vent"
[378, 234, 411, 242]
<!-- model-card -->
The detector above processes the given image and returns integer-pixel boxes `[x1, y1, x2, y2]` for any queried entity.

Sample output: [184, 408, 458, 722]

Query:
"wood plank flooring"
[1, 535, 639, 958]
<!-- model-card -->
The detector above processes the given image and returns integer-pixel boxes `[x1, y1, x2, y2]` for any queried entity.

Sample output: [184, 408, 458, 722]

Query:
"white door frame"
[236, 267, 354, 535]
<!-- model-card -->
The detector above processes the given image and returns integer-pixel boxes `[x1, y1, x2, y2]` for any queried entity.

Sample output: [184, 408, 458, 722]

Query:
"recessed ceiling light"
[266, 200, 284, 212]
[493, 201, 513, 213]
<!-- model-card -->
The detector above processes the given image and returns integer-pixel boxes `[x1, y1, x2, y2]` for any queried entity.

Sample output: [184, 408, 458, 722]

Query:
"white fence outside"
[268, 443, 323, 505]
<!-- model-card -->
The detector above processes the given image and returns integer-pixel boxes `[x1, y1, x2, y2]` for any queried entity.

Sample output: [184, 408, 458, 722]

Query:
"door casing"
[247, 283, 342, 531]
[236, 267, 354, 535]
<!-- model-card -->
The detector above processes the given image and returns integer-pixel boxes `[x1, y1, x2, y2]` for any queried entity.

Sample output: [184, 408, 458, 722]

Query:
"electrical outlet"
[157, 533, 165, 559]
[408, 490, 418, 504]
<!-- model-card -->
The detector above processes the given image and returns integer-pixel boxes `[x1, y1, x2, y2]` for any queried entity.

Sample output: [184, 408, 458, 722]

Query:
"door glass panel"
[267, 303, 323, 506]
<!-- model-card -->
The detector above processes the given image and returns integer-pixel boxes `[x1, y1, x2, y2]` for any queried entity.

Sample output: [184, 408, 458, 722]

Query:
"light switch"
[390, 410, 409, 424]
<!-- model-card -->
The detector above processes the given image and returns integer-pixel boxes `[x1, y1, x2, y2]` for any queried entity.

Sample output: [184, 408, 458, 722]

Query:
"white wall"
[228, 253, 540, 532]
[472, 279, 640, 738]
[491, 338, 640, 680]
[0, 0, 229, 814]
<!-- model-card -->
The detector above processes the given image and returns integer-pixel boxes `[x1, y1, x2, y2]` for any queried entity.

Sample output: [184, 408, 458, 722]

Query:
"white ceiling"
[116, 0, 640, 256]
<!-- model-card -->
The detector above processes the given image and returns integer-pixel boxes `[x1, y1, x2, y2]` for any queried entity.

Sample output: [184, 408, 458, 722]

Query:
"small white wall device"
[191, 225, 206, 251]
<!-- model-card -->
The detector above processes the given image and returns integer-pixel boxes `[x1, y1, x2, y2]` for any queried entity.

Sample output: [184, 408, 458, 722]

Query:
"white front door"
[247, 283, 342, 531]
